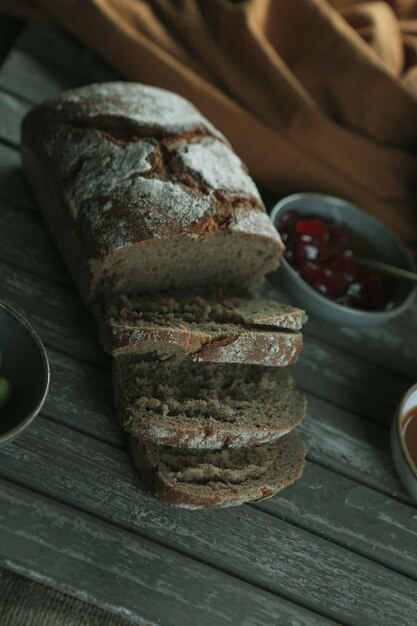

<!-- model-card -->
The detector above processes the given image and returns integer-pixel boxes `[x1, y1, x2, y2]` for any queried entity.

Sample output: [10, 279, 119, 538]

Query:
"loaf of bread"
[96, 291, 306, 366]
[21, 82, 283, 305]
[129, 430, 306, 508]
[114, 357, 307, 448]
[21, 81, 307, 509]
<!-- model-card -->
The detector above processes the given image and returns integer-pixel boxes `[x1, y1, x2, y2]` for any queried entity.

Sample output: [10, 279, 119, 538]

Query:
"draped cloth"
[3, 0, 417, 245]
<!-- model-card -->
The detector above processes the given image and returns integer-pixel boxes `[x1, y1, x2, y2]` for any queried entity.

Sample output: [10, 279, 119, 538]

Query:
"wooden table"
[0, 22, 416, 626]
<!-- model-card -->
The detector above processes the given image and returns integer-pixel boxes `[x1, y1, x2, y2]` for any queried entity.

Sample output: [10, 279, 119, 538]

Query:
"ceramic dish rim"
[270, 192, 417, 319]
[0, 300, 50, 445]
[395, 382, 417, 480]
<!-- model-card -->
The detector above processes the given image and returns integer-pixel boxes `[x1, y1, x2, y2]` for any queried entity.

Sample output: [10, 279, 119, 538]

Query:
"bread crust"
[21, 82, 283, 304]
[99, 316, 303, 367]
[94, 293, 306, 366]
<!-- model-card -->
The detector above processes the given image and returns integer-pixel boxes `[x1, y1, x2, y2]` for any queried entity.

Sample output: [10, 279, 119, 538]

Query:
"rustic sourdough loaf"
[96, 291, 306, 365]
[114, 358, 307, 448]
[21, 82, 283, 305]
[129, 430, 306, 508]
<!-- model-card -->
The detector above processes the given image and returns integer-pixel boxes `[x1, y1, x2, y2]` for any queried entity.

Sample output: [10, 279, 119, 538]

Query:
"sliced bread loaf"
[114, 358, 307, 448]
[129, 430, 306, 508]
[21, 82, 283, 305]
[96, 292, 306, 366]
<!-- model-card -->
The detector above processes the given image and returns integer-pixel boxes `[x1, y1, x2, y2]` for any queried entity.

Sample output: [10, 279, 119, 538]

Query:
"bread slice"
[129, 430, 306, 508]
[114, 358, 307, 448]
[21, 82, 283, 305]
[96, 292, 306, 366]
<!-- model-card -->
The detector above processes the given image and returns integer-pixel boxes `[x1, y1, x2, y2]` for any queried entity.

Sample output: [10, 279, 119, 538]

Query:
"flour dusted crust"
[21, 82, 307, 510]
[175, 136, 261, 199]
[52, 82, 226, 138]
[95, 292, 305, 366]
[21, 82, 283, 304]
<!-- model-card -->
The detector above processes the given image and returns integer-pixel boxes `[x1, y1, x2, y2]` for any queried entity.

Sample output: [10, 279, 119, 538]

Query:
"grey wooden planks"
[0, 20, 416, 626]
[292, 334, 410, 425]
[7, 414, 414, 577]
[257, 462, 417, 579]
[29, 343, 415, 504]
[304, 394, 406, 499]
[0, 48, 87, 103]
[0, 262, 104, 367]
[43, 348, 121, 447]
[262, 280, 417, 383]
[0, 142, 32, 209]
[0, 480, 333, 626]
[17, 21, 119, 86]
[1, 31, 417, 393]
[0, 240, 411, 433]
[0, 253, 411, 491]
[0, 90, 29, 146]
[0, 200, 69, 285]
[0, 135, 413, 428]
[0, 194, 412, 502]
[0, 25, 118, 103]
[0, 184, 412, 430]
[0, 420, 416, 626]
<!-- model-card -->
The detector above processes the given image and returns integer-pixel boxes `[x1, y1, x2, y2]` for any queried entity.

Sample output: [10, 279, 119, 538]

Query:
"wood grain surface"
[0, 21, 416, 626]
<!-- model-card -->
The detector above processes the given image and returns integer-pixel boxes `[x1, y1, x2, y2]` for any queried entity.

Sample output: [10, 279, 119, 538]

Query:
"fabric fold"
[2, 0, 417, 244]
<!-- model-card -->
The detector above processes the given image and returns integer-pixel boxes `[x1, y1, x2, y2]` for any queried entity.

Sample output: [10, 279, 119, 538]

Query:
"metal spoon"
[351, 255, 417, 283]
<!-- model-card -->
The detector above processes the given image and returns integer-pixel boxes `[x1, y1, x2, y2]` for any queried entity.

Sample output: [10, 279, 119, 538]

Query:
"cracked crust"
[21, 82, 283, 304]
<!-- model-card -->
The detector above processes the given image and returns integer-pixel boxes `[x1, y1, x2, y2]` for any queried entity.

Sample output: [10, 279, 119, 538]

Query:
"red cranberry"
[277, 209, 394, 311]
[295, 218, 327, 237]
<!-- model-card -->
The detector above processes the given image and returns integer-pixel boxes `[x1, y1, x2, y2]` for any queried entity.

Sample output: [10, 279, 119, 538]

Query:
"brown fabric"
[3, 0, 417, 245]
[0, 567, 135, 626]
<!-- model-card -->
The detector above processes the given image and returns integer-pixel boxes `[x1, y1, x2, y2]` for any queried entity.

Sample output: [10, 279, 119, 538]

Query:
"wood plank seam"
[0, 472, 345, 626]
[37, 410, 126, 451]
[1, 477, 336, 626]
[0, 176, 415, 399]
[1, 422, 414, 620]
[0, 133, 18, 151]
[0, 75, 411, 402]
[304, 454, 412, 506]
[1, 249, 413, 433]
[36, 390, 413, 508]
[0, 236, 412, 504]
[0, 253, 72, 290]
[3, 250, 412, 506]
[251, 495, 417, 581]
[0, 82, 36, 107]
[0, 18, 414, 624]
[0, 471, 404, 626]
[6, 410, 415, 583]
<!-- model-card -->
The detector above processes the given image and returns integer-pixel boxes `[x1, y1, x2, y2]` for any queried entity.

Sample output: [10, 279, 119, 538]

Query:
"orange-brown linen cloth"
[3, 0, 417, 244]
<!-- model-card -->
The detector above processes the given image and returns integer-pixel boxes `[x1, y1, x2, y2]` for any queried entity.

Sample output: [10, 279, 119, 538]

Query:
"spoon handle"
[352, 255, 417, 283]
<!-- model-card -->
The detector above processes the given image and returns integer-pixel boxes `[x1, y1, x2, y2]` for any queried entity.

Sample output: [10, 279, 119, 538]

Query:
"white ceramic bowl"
[391, 383, 417, 503]
[270, 193, 417, 326]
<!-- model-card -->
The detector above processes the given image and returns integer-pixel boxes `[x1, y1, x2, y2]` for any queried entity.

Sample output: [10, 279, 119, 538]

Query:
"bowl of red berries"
[270, 193, 417, 326]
